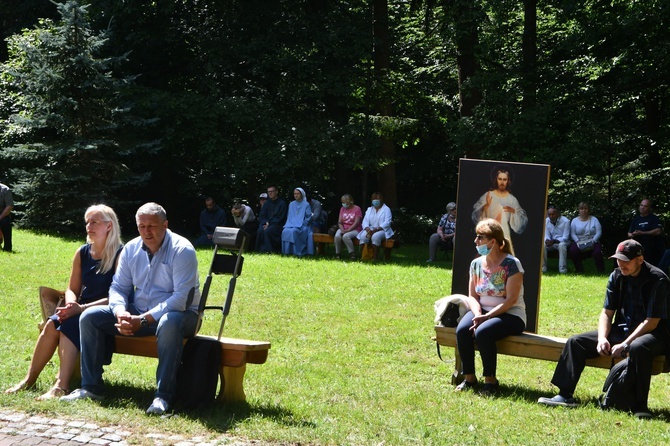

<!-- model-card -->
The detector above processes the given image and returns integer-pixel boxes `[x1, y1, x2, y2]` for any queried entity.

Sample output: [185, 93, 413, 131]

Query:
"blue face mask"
[476, 243, 492, 256]
[372, 199, 381, 207]
[341, 203, 349, 209]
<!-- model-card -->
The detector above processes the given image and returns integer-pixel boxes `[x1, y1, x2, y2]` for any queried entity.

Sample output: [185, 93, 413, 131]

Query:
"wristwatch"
[621, 342, 630, 357]
[140, 316, 149, 327]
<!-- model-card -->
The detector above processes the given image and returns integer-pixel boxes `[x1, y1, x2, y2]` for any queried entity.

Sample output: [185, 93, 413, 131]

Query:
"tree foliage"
[0, 0, 668, 244]
[0, 1, 146, 231]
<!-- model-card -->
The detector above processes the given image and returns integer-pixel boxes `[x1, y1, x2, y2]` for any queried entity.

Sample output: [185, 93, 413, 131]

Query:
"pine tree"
[0, 0, 146, 232]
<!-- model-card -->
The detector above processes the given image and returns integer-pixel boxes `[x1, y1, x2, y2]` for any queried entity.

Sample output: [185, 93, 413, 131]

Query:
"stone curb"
[0, 410, 259, 445]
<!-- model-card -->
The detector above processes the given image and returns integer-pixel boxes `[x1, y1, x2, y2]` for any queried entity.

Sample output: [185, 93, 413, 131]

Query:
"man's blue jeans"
[79, 305, 198, 403]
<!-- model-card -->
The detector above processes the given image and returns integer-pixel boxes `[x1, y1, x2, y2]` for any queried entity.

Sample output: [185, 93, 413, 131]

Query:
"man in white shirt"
[543, 205, 570, 273]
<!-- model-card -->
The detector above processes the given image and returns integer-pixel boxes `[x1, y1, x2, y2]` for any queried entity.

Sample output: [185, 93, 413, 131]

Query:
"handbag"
[38, 286, 65, 330]
[440, 303, 461, 327]
[578, 239, 595, 252]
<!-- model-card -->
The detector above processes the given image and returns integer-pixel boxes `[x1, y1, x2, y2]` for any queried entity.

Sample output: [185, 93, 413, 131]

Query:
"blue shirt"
[109, 229, 200, 320]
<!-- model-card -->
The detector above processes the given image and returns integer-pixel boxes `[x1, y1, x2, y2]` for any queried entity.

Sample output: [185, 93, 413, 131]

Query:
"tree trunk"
[451, 0, 483, 158]
[373, 0, 397, 207]
[521, 0, 537, 111]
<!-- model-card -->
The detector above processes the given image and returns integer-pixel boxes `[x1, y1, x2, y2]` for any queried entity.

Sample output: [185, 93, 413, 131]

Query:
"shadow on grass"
[182, 401, 318, 432]
[104, 383, 315, 432]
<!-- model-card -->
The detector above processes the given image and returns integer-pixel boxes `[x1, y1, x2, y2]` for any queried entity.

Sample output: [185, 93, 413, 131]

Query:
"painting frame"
[451, 159, 550, 333]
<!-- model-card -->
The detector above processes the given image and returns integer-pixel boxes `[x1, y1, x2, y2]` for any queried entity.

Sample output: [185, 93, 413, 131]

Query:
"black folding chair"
[196, 227, 249, 340]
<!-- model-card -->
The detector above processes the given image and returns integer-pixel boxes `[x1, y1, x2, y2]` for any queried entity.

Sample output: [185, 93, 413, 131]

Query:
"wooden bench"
[40, 286, 270, 403]
[312, 233, 396, 260]
[434, 325, 668, 384]
[114, 334, 270, 403]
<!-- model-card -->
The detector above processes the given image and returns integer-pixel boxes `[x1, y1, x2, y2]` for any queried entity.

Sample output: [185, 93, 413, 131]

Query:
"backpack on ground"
[176, 337, 221, 411]
[599, 358, 636, 412]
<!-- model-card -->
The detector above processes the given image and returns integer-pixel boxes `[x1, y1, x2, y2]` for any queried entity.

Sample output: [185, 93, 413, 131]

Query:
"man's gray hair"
[136, 202, 167, 224]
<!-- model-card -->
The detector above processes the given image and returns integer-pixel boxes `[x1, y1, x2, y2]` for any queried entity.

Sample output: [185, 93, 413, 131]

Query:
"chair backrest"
[195, 227, 249, 337]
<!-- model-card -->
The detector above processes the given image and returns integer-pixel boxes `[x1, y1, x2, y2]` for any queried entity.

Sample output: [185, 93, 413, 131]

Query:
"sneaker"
[541, 266, 547, 273]
[146, 397, 169, 415]
[537, 394, 578, 407]
[426, 259, 434, 263]
[634, 410, 653, 419]
[60, 388, 103, 402]
[454, 380, 477, 392]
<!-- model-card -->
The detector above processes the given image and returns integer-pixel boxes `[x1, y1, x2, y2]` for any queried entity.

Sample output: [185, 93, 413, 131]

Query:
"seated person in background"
[569, 202, 604, 273]
[231, 202, 258, 249]
[334, 194, 363, 260]
[628, 198, 664, 266]
[61, 203, 200, 416]
[538, 240, 670, 419]
[256, 186, 287, 253]
[281, 187, 314, 256]
[5, 205, 123, 400]
[427, 202, 457, 263]
[543, 205, 570, 274]
[454, 218, 526, 395]
[357, 192, 394, 261]
[307, 194, 328, 233]
[194, 196, 226, 246]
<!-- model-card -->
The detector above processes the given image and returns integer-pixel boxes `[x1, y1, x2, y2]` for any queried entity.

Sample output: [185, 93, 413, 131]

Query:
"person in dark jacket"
[538, 239, 670, 418]
[195, 197, 227, 246]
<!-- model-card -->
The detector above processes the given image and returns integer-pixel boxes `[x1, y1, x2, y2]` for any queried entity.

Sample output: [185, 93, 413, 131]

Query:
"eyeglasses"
[475, 234, 489, 240]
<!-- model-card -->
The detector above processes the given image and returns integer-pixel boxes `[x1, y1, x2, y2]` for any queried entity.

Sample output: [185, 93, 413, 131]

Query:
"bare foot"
[5, 379, 34, 394]
[36, 386, 68, 400]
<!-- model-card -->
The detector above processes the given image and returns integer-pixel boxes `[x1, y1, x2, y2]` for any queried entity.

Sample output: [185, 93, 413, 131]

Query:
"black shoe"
[480, 381, 499, 396]
[538, 394, 578, 407]
[454, 380, 477, 392]
[634, 410, 653, 419]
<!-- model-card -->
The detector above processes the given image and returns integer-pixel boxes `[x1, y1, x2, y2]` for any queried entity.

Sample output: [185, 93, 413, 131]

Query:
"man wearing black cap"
[538, 239, 670, 418]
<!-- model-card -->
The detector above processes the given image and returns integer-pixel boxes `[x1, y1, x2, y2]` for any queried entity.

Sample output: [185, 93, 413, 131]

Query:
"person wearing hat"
[538, 239, 670, 418]
[427, 202, 457, 263]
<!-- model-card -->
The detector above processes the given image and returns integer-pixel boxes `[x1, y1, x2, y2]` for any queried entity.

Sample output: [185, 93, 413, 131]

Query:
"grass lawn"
[1, 229, 670, 445]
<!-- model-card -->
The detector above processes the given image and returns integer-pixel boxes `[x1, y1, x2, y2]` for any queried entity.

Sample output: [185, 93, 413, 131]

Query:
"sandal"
[454, 380, 477, 392]
[5, 380, 34, 394]
[36, 386, 68, 401]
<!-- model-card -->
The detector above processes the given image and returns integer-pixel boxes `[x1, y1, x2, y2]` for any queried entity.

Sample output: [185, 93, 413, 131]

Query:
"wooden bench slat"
[312, 233, 395, 258]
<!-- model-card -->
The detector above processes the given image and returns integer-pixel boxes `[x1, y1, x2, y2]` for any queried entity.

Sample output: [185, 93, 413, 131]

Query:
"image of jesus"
[471, 168, 528, 252]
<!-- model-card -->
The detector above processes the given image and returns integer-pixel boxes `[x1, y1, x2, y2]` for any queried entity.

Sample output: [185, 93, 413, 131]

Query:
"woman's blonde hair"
[341, 194, 355, 205]
[475, 218, 514, 256]
[85, 204, 122, 274]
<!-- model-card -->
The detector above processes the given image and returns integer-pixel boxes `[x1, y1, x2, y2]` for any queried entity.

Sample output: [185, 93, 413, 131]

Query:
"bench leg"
[383, 247, 392, 261]
[451, 348, 463, 385]
[316, 242, 325, 255]
[218, 365, 247, 403]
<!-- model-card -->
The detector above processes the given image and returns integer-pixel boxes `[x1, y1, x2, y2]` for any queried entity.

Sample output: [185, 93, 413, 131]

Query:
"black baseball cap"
[609, 239, 644, 261]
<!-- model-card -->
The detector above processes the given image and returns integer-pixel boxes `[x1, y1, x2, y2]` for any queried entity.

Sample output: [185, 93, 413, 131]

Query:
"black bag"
[176, 337, 221, 411]
[440, 302, 461, 327]
[599, 358, 636, 412]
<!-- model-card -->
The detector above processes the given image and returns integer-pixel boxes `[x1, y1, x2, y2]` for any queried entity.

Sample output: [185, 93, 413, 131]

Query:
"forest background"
[0, 0, 668, 250]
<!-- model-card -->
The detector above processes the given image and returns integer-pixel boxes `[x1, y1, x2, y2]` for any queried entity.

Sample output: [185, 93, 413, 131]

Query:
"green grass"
[2, 229, 670, 445]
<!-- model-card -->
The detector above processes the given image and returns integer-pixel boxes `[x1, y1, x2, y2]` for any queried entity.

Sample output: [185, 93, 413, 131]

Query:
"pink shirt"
[339, 205, 363, 232]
